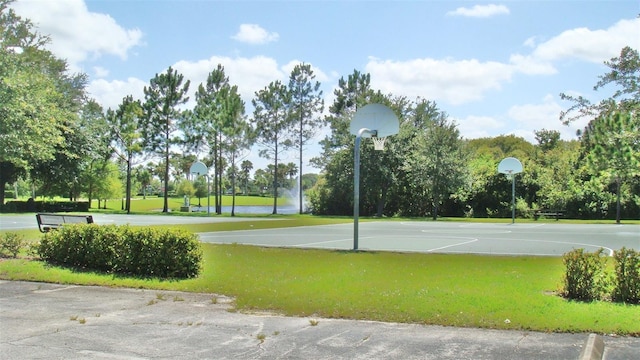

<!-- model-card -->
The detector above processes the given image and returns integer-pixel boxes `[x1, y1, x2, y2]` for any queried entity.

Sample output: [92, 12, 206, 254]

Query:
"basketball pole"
[353, 128, 376, 251]
[511, 172, 515, 224]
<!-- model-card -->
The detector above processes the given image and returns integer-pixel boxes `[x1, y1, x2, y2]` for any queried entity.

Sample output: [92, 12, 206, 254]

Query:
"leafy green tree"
[0, 1, 87, 205]
[26, 68, 91, 200]
[221, 91, 250, 216]
[134, 167, 152, 198]
[75, 100, 112, 205]
[531, 137, 581, 214]
[561, 46, 639, 125]
[560, 46, 640, 221]
[193, 175, 207, 206]
[534, 129, 561, 152]
[314, 70, 375, 168]
[253, 168, 270, 194]
[251, 80, 292, 214]
[176, 178, 195, 199]
[238, 160, 253, 195]
[401, 107, 467, 219]
[94, 161, 123, 209]
[461, 135, 535, 218]
[287, 63, 324, 213]
[301, 173, 319, 190]
[581, 111, 639, 223]
[142, 66, 190, 212]
[311, 70, 399, 216]
[225, 125, 251, 215]
[185, 65, 247, 214]
[109, 95, 144, 213]
[171, 153, 197, 181]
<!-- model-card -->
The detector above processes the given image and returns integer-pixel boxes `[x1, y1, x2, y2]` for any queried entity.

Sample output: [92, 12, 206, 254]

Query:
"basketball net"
[372, 136, 387, 151]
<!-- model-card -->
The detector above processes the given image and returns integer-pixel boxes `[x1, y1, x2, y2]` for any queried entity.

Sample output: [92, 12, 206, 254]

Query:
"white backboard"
[189, 161, 208, 176]
[350, 104, 399, 138]
[498, 157, 523, 174]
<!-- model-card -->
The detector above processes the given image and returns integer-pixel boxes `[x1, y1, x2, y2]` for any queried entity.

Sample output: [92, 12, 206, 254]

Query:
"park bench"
[534, 210, 564, 221]
[36, 213, 94, 233]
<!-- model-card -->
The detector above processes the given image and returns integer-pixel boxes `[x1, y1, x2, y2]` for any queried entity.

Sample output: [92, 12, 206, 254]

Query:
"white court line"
[427, 239, 478, 252]
[421, 229, 512, 234]
[293, 238, 354, 247]
[479, 237, 615, 256]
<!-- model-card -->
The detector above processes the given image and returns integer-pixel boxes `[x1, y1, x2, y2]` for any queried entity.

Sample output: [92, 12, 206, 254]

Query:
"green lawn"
[1, 216, 638, 336]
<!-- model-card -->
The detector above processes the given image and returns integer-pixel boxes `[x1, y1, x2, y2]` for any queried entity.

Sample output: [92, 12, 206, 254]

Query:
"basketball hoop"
[350, 104, 399, 250]
[372, 136, 387, 151]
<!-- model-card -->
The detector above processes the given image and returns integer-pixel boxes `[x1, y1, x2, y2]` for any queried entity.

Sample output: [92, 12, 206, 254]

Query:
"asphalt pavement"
[1, 281, 639, 359]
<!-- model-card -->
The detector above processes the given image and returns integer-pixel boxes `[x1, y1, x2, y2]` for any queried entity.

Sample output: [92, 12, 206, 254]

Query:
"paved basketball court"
[2, 214, 638, 256]
[199, 221, 640, 256]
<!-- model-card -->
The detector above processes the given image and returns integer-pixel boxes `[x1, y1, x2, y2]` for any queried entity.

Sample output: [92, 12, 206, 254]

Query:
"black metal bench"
[36, 213, 94, 233]
[534, 210, 564, 221]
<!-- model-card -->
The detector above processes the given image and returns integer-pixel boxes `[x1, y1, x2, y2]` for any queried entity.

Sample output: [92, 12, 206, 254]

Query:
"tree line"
[1, 2, 638, 220]
[309, 52, 639, 222]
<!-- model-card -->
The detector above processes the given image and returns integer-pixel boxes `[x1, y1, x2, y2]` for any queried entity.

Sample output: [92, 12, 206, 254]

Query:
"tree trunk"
[125, 155, 132, 214]
[273, 130, 279, 215]
[216, 133, 222, 214]
[0, 181, 6, 207]
[162, 133, 169, 213]
[432, 195, 439, 221]
[616, 176, 621, 224]
[376, 186, 387, 217]
[299, 116, 304, 214]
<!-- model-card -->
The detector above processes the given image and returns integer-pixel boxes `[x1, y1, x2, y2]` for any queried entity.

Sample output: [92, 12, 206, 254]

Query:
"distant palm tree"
[240, 160, 253, 194]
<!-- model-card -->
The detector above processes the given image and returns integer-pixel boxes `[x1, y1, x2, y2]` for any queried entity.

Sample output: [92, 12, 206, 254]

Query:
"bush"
[612, 247, 640, 304]
[0, 232, 25, 258]
[562, 248, 610, 301]
[37, 225, 202, 278]
[1, 200, 90, 213]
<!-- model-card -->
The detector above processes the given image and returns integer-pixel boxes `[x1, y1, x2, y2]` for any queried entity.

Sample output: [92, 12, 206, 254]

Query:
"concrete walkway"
[1, 281, 638, 359]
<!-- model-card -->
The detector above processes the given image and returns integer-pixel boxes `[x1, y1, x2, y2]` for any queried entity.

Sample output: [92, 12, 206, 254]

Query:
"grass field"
[1, 215, 638, 336]
[92, 195, 287, 213]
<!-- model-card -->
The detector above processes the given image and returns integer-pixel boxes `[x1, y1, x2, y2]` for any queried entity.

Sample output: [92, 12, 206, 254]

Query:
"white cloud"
[507, 18, 640, 78]
[531, 18, 640, 64]
[87, 55, 332, 117]
[281, 60, 331, 83]
[173, 55, 285, 106]
[11, 0, 143, 72]
[455, 115, 505, 139]
[509, 54, 557, 75]
[523, 36, 538, 48]
[447, 4, 510, 18]
[87, 77, 147, 111]
[365, 57, 513, 105]
[231, 24, 279, 45]
[93, 66, 109, 78]
[507, 94, 588, 142]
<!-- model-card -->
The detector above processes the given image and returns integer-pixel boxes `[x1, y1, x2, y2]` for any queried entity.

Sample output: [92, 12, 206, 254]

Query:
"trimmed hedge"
[0, 232, 25, 258]
[37, 224, 202, 279]
[1, 200, 90, 213]
[612, 248, 640, 304]
[562, 248, 610, 301]
[563, 247, 640, 304]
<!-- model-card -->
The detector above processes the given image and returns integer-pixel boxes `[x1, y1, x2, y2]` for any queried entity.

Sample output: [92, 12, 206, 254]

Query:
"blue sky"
[11, 0, 640, 172]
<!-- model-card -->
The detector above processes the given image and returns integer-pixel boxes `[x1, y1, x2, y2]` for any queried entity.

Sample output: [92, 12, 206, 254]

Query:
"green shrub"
[0, 232, 25, 258]
[38, 225, 202, 278]
[562, 248, 610, 301]
[612, 247, 640, 304]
